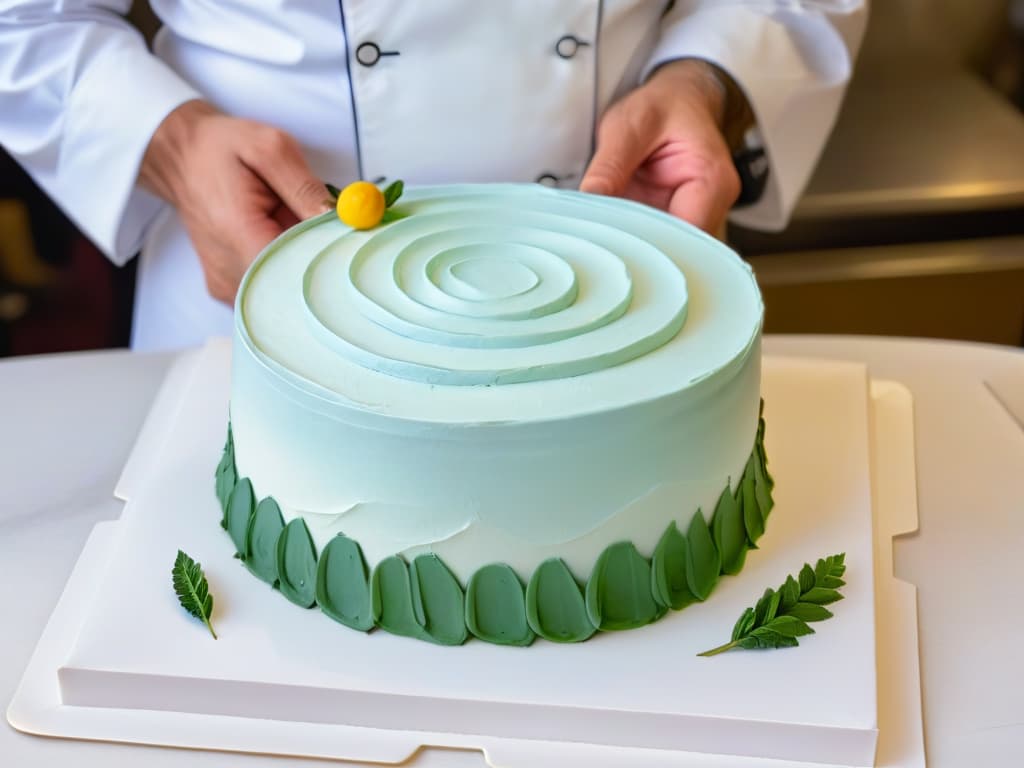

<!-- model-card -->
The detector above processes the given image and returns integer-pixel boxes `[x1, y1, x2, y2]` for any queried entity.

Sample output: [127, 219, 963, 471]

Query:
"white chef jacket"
[0, 1, 867, 351]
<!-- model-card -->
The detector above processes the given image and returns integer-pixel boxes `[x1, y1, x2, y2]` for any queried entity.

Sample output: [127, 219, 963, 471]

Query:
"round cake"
[215, 183, 772, 646]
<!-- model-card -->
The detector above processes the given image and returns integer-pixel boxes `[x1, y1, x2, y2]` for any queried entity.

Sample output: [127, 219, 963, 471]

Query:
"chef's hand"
[580, 59, 741, 236]
[139, 99, 332, 303]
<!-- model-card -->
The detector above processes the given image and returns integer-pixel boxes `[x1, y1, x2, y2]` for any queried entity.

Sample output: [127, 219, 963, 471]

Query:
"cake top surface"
[237, 183, 762, 425]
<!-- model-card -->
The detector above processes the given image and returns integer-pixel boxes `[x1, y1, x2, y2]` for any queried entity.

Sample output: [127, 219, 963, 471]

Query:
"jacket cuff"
[61, 36, 200, 264]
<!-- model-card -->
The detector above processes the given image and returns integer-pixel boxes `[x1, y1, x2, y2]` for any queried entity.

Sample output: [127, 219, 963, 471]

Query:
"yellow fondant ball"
[336, 181, 386, 230]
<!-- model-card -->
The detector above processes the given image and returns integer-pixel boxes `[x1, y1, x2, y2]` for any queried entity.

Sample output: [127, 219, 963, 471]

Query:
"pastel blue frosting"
[239, 184, 760, 423]
[232, 184, 764, 582]
[300, 199, 688, 385]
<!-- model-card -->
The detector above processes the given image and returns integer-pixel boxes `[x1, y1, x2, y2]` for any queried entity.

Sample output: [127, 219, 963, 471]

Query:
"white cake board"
[7, 342, 924, 768]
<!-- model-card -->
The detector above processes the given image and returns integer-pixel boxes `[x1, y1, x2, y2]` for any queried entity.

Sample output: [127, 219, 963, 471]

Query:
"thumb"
[580, 107, 657, 197]
[241, 127, 333, 219]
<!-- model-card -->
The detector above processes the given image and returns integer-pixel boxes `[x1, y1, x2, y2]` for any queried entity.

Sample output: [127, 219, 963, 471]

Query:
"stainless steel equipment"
[733, 3, 1024, 345]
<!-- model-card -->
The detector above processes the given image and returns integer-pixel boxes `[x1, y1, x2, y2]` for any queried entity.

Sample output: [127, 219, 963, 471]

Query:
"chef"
[0, 1, 867, 351]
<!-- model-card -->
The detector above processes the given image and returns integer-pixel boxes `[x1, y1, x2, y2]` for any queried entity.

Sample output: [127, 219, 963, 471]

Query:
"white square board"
[8, 343, 923, 767]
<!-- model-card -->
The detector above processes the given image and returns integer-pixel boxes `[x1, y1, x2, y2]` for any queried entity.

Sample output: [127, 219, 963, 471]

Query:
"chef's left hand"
[580, 59, 741, 236]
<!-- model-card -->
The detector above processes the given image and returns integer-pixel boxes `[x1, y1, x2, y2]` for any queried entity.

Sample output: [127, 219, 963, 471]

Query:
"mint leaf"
[699, 552, 846, 657]
[779, 575, 800, 612]
[761, 615, 814, 638]
[731, 606, 755, 641]
[801, 587, 844, 605]
[383, 179, 404, 208]
[753, 587, 774, 626]
[786, 602, 834, 622]
[740, 632, 799, 650]
[799, 563, 815, 593]
[764, 589, 782, 623]
[172, 550, 217, 639]
[380, 208, 409, 224]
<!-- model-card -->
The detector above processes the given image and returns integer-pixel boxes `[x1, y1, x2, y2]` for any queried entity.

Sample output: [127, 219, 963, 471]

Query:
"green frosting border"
[215, 406, 775, 645]
[466, 564, 535, 646]
[316, 534, 373, 631]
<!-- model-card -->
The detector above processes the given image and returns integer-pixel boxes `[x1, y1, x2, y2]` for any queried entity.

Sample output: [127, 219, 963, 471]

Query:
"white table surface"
[1, 336, 1022, 768]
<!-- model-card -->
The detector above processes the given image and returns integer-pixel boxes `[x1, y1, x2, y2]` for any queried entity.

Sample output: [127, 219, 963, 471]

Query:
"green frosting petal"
[651, 521, 697, 610]
[712, 484, 747, 575]
[526, 558, 596, 643]
[225, 477, 254, 556]
[685, 510, 720, 600]
[465, 564, 535, 646]
[371, 555, 427, 640]
[276, 518, 318, 608]
[409, 554, 468, 646]
[246, 496, 284, 586]
[752, 447, 774, 519]
[316, 534, 373, 631]
[215, 425, 236, 519]
[756, 410, 775, 490]
[740, 460, 765, 546]
[585, 542, 663, 630]
[215, 461, 236, 522]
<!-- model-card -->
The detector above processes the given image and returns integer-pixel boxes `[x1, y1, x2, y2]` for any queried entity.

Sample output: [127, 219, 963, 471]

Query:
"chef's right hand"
[139, 99, 333, 303]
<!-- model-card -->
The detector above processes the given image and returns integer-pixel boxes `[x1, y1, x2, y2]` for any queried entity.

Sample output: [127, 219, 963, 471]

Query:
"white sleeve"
[642, 0, 868, 231]
[0, 2, 200, 264]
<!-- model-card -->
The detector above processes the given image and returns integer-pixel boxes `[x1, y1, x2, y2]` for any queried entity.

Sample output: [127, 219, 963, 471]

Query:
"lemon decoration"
[334, 179, 404, 230]
[336, 181, 384, 229]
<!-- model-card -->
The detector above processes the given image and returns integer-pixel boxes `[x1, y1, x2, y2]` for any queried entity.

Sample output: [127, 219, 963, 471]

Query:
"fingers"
[579, 102, 658, 197]
[163, 113, 325, 305]
[203, 214, 284, 305]
[271, 204, 301, 231]
[239, 127, 333, 220]
[668, 180, 723, 235]
[237, 215, 286, 264]
[667, 161, 741, 235]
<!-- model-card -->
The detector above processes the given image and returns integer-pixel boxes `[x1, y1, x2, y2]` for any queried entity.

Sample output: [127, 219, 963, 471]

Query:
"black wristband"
[733, 144, 770, 207]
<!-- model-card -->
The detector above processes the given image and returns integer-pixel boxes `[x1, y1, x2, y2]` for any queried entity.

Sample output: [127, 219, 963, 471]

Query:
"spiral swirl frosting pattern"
[302, 203, 688, 385]
[240, 185, 762, 424]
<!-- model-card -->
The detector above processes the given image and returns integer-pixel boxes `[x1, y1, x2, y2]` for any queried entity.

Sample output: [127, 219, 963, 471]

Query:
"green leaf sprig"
[382, 179, 403, 208]
[172, 550, 217, 639]
[380, 180, 406, 223]
[698, 553, 846, 657]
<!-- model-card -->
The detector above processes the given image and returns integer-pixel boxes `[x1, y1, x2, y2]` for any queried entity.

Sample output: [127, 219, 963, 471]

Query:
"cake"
[214, 183, 771, 646]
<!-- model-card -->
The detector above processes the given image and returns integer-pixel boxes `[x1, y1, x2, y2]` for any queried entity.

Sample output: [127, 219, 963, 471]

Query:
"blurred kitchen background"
[733, 0, 1024, 345]
[1, 0, 1023, 356]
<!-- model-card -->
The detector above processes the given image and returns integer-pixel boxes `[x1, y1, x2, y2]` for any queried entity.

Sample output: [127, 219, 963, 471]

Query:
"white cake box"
[7, 343, 924, 768]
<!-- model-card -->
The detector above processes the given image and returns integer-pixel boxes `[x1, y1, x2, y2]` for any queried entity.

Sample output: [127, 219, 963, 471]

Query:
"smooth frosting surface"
[239, 184, 760, 422]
